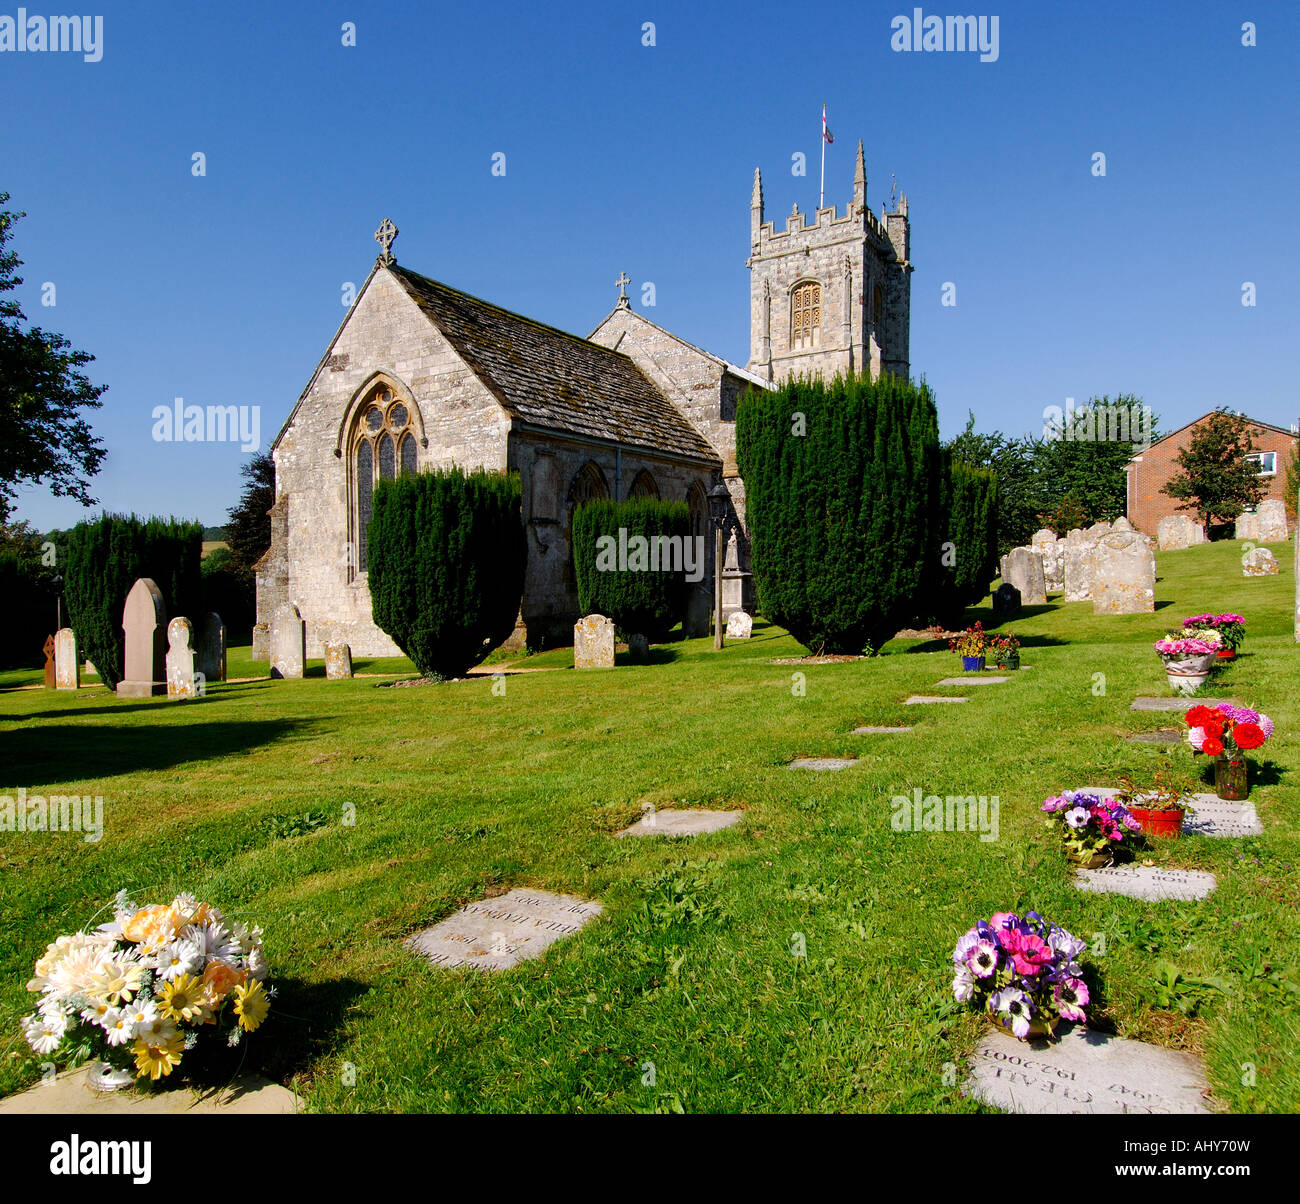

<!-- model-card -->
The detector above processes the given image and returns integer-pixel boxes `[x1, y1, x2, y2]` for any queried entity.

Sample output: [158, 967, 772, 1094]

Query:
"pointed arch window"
[628, 469, 660, 499]
[351, 383, 417, 574]
[791, 281, 821, 350]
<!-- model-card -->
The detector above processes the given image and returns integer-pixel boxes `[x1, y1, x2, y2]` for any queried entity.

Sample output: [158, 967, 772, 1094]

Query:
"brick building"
[1124, 412, 1297, 536]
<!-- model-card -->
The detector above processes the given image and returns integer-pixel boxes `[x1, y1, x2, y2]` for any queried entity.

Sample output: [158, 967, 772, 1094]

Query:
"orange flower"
[201, 959, 247, 1006]
[120, 905, 183, 947]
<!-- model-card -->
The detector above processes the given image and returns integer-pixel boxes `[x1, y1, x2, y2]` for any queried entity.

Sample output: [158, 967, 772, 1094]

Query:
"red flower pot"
[1127, 807, 1184, 838]
[1215, 649, 1236, 661]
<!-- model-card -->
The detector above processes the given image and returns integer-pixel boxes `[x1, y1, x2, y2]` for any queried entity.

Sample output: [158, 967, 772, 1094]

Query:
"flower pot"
[1162, 654, 1216, 695]
[1214, 758, 1248, 801]
[996, 654, 1020, 671]
[1215, 649, 1236, 661]
[961, 656, 986, 671]
[1077, 851, 1113, 869]
[87, 1061, 134, 1093]
[1128, 806, 1184, 838]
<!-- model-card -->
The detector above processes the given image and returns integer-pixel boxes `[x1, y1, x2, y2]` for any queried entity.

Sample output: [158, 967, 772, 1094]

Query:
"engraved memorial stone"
[270, 604, 305, 679]
[54, 627, 79, 690]
[194, 612, 226, 682]
[324, 639, 353, 679]
[573, 614, 615, 669]
[165, 617, 197, 699]
[116, 579, 167, 698]
[1075, 866, 1217, 902]
[618, 809, 743, 838]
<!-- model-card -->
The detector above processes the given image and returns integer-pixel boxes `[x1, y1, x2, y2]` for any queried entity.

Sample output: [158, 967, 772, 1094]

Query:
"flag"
[822, 106, 834, 144]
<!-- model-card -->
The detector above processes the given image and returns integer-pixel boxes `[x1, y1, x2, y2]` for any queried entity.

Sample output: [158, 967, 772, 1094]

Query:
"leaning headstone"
[618, 809, 743, 838]
[270, 604, 305, 679]
[992, 582, 1022, 618]
[54, 628, 79, 690]
[405, 889, 603, 971]
[1092, 530, 1156, 614]
[1256, 499, 1288, 543]
[1156, 513, 1205, 551]
[116, 579, 167, 698]
[324, 640, 353, 679]
[1002, 548, 1046, 606]
[193, 613, 226, 683]
[725, 610, 753, 639]
[573, 614, 615, 669]
[43, 635, 56, 689]
[1075, 866, 1217, 902]
[165, 618, 197, 700]
[965, 1024, 1210, 1114]
[1242, 547, 1279, 577]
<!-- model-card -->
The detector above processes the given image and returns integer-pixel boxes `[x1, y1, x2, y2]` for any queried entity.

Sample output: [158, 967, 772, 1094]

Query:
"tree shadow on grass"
[0, 718, 315, 789]
[618, 646, 681, 666]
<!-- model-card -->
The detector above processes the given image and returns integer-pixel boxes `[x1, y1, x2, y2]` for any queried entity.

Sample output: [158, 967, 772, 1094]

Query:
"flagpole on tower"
[820, 104, 827, 210]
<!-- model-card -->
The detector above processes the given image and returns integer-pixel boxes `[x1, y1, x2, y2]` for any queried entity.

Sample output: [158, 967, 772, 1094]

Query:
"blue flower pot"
[962, 656, 985, 672]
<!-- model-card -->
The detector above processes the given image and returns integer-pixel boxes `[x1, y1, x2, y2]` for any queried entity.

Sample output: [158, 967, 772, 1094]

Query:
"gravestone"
[1131, 696, 1222, 712]
[1075, 866, 1217, 902]
[1182, 794, 1263, 838]
[165, 617, 197, 699]
[324, 640, 353, 679]
[43, 635, 56, 689]
[725, 610, 753, 639]
[1001, 548, 1046, 606]
[618, 809, 743, 838]
[627, 633, 649, 660]
[1242, 547, 1278, 577]
[54, 628, 79, 690]
[270, 604, 305, 679]
[251, 623, 271, 661]
[1092, 531, 1156, 614]
[573, 614, 614, 669]
[684, 588, 712, 639]
[1062, 543, 1097, 602]
[116, 579, 167, 698]
[1156, 514, 1205, 551]
[905, 695, 969, 705]
[1257, 499, 1289, 542]
[965, 1024, 1210, 1114]
[992, 582, 1021, 618]
[194, 613, 226, 682]
[937, 676, 1008, 686]
[405, 889, 602, 971]
[789, 756, 857, 770]
[1031, 529, 1064, 592]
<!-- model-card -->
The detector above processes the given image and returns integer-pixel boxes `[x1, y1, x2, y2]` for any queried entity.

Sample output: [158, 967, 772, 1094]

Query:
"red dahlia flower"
[1202, 736, 1225, 757]
[1233, 722, 1266, 750]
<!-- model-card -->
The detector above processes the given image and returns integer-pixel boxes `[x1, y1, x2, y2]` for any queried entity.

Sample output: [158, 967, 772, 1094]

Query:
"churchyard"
[1, 537, 1296, 1113]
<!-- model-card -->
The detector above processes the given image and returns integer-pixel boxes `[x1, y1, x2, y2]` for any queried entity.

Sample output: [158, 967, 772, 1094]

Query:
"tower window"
[873, 283, 885, 331]
[791, 282, 821, 350]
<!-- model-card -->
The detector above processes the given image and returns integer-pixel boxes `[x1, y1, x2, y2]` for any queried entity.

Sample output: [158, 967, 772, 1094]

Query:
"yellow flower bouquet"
[21, 890, 271, 1089]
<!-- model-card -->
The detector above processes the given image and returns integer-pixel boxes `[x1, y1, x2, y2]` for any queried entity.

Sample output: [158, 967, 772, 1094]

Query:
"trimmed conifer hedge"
[571, 498, 691, 640]
[368, 467, 526, 679]
[735, 371, 942, 653]
[63, 514, 203, 688]
[920, 455, 1000, 625]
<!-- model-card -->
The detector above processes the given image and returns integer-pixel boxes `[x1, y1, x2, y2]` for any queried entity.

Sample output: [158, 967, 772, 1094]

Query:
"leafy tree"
[945, 413, 1043, 555]
[0, 193, 107, 523]
[1163, 409, 1266, 530]
[63, 515, 203, 688]
[0, 521, 56, 668]
[200, 545, 255, 643]
[736, 371, 940, 654]
[367, 467, 526, 679]
[1284, 438, 1299, 522]
[225, 451, 275, 579]
[571, 498, 690, 640]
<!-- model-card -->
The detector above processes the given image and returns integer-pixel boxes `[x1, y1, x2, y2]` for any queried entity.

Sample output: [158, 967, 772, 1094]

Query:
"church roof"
[390, 266, 720, 464]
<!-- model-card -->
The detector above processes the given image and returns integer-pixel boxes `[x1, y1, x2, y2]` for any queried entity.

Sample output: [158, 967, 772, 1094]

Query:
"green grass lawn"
[1, 539, 1296, 1112]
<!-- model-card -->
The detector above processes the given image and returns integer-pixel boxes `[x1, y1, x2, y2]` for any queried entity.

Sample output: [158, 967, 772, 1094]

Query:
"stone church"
[254, 141, 912, 657]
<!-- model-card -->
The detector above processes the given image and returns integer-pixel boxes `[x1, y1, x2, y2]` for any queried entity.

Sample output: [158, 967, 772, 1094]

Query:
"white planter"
[1162, 654, 1216, 695]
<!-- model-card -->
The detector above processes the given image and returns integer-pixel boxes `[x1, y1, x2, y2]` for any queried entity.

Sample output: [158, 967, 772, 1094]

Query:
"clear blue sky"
[3, 0, 1297, 531]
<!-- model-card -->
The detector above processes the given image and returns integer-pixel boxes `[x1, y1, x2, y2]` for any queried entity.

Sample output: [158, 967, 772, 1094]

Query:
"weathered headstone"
[270, 604, 305, 680]
[1242, 546, 1278, 577]
[116, 579, 167, 698]
[1238, 499, 1287, 543]
[573, 614, 615, 669]
[618, 809, 743, 838]
[1156, 513, 1205, 551]
[1092, 530, 1156, 614]
[1031, 529, 1064, 592]
[405, 889, 603, 971]
[684, 588, 712, 640]
[165, 617, 197, 700]
[627, 633, 649, 660]
[43, 635, 56, 690]
[194, 613, 226, 683]
[1001, 548, 1046, 606]
[1063, 543, 1097, 602]
[725, 610, 754, 639]
[1075, 866, 1217, 902]
[324, 640, 353, 679]
[992, 582, 1022, 619]
[54, 628, 79, 690]
[251, 623, 271, 661]
[965, 1024, 1211, 1114]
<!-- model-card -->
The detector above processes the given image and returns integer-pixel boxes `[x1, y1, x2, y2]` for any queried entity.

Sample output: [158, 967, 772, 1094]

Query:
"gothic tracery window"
[351, 383, 416, 574]
[791, 281, 821, 350]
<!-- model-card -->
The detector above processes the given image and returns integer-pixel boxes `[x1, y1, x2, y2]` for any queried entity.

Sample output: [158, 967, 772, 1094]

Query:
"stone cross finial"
[615, 270, 631, 308]
[374, 218, 399, 265]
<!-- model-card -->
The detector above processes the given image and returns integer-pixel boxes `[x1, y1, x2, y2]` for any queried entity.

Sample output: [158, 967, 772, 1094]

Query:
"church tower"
[746, 141, 911, 384]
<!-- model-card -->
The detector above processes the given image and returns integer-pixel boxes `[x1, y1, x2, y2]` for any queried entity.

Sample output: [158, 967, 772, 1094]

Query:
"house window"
[352, 383, 416, 574]
[791, 282, 821, 350]
[1246, 451, 1277, 476]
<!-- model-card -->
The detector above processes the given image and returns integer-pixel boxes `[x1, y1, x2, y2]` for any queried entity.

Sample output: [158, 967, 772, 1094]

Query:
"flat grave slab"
[937, 676, 1008, 686]
[1075, 865, 1217, 902]
[1183, 794, 1263, 838]
[853, 725, 914, 734]
[788, 756, 857, 770]
[618, 809, 742, 838]
[1126, 729, 1182, 745]
[1131, 697, 1238, 712]
[965, 1024, 1211, 1114]
[0, 1064, 297, 1115]
[904, 695, 969, 705]
[406, 888, 602, 971]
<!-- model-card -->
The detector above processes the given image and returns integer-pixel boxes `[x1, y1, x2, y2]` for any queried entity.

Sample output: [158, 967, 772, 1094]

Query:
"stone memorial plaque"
[1075, 865, 1217, 902]
[853, 725, 914, 734]
[965, 1024, 1211, 1114]
[789, 757, 856, 771]
[1130, 697, 1236, 713]
[618, 809, 742, 838]
[406, 889, 603, 971]
[937, 676, 1008, 686]
[905, 695, 969, 705]
[1183, 794, 1263, 838]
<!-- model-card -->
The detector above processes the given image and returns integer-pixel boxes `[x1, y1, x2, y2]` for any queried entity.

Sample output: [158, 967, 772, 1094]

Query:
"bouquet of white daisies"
[21, 891, 271, 1082]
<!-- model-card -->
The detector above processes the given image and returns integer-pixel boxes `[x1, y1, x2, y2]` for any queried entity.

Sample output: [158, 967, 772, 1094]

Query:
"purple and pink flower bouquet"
[952, 911, 1089, 1040]
[1153, 633, 1221, 659]
[1183, 613, 1246, 652]
[1041, 790, 1144, 865]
